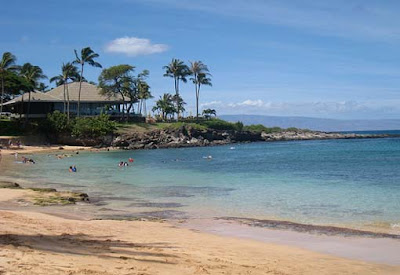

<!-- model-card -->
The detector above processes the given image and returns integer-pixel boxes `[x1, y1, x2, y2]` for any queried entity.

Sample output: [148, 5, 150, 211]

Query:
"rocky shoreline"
[111, 126, 389, 150]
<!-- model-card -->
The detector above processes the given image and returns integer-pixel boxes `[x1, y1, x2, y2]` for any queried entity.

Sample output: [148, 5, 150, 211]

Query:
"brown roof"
[2, 91, 60, 106]
[2, 82, 124, 106]
[47, 82, 124, 102]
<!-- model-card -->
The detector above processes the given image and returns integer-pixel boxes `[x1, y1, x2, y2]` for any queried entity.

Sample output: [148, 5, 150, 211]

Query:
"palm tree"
[0, 52, 17, 114]
[152, 93, 175, 121]
[73, 47, 102, 117]
[37, 83, 49, 92]
[19, 63, 47, 123]
[202, 108, 216, 119]
[138, 81, 153, 116]
[50, 63, 80, 119]
[163, 58, 190, 121]
[189, 61, 212, 120]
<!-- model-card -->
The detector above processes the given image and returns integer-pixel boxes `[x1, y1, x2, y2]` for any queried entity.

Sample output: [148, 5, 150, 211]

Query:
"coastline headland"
[111, 126, 389, 150]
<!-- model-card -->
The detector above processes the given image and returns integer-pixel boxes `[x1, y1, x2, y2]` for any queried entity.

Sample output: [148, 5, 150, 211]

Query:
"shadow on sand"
[0, 233, 178, 264]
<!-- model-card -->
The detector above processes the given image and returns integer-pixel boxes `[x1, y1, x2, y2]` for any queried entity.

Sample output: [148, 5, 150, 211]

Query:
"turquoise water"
[3, 138, 400, 230]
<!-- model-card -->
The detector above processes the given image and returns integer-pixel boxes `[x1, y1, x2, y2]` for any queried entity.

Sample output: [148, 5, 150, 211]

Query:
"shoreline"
[1, 144, 400, 273]
[0, 187, 399, 274]
[2, 148, 400, 236]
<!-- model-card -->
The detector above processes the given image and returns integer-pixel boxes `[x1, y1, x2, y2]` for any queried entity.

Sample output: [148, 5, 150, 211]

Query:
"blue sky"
[1, 0, 400, 119]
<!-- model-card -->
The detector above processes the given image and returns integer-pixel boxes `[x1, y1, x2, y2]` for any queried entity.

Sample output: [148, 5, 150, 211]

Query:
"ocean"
[3, 137, 400, 232]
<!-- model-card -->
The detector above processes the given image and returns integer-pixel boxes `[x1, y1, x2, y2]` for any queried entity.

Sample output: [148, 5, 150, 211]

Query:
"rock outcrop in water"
[111, 126, 386, 150]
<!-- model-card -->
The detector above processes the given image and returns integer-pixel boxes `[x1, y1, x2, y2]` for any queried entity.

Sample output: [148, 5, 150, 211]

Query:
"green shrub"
[243, 124, 284, 133]
[0, 120, 24, 136]
[200, 118, 239, 131]
[45, 111, 70, 133]
[234, 121, 244, 131]
[72, 114, 116, 138]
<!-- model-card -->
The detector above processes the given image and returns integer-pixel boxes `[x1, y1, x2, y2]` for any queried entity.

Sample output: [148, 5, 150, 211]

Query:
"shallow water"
[2, 138, 400, 232]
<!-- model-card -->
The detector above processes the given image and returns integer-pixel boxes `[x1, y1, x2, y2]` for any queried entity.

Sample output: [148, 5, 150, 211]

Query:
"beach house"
[1, 82, 137, 120]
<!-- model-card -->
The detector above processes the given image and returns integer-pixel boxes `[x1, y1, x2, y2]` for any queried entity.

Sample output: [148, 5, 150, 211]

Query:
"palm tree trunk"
[0, 75, 4, 115]
[196, 85, 199, 120]
[197, 83, 202, 120]
[174, 77, 179, 121]
[77, 64, 84, 117]
[66, 83, 70, 121]
[20, 93, 23, 119]
[24, 90, 31, 126]
[63, 82, 66, 114]
[120, 93, 126, 121]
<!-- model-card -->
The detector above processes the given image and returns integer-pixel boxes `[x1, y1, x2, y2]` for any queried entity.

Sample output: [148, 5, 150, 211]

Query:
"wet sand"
[0, 188, 399, 275]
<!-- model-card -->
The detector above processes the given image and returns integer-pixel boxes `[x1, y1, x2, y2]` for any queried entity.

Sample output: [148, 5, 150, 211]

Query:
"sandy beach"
[0, 188, 399, 275]
[0, 146, 399, 274]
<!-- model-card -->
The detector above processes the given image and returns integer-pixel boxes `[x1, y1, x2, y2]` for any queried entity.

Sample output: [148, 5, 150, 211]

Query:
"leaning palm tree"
[0, 52, 17, 114]
[189, 61, 212, 119]
[163, 58, 190, 121]
[50, 63, 80, 119]
[73, 47, 102, 117]
[19, 63, 47, 123]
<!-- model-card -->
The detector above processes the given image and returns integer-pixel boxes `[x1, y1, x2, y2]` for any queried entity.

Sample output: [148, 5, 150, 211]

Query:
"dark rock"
[0, 182, 21, 189]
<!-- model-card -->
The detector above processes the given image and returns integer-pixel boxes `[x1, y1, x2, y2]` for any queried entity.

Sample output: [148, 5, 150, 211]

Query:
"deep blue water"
[2, 138, 400, 230]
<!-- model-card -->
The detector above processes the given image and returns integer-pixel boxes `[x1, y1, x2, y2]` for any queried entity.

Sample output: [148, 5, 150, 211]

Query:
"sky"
[1, 0, 400, 119]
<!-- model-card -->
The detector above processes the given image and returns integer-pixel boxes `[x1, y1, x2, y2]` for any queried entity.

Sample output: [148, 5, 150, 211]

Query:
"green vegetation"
[1, 49, 311, 140]
[0, 120, 24, 136]
[189, 61, 212, 119]
[202, 108, 217, 119]
[44, 111, 116, 139]
[73, 47, 102, 117]
[72, 114, 117, 138]
[163, 58, 191, 121]
[1, 52, 18, 114]
[19, 63, 47, 123]
[242, 124, 283, 133]
[50, 62, 80, 120]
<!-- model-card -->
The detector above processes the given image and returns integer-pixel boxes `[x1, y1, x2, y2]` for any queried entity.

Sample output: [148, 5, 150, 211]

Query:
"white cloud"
[105, 36, 168, 56]
[200, 99, 400, 118]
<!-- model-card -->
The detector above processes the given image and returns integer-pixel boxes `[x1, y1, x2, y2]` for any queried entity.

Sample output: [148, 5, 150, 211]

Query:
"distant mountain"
[219, 114, 400, 132]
